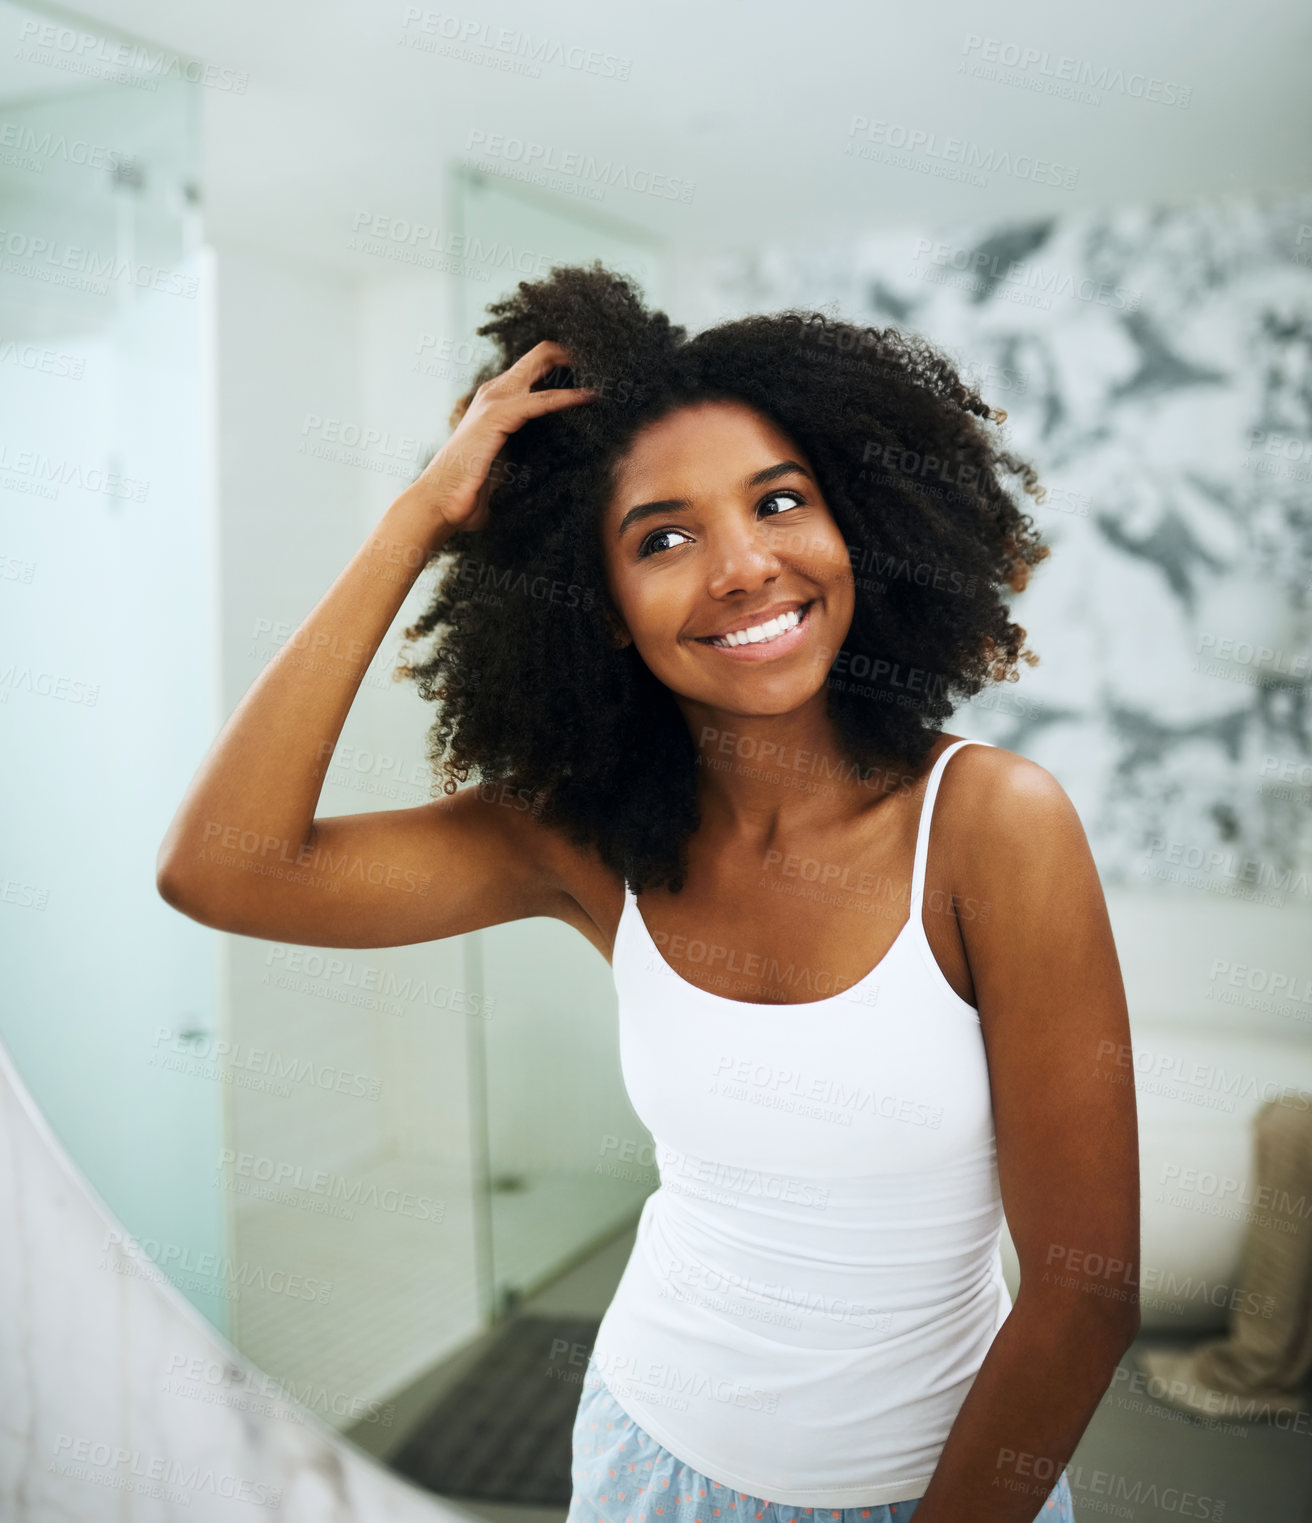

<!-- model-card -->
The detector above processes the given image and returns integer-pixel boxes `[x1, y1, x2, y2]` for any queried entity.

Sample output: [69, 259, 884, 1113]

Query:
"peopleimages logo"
[960, 34, 1192, 109]
[845, 116, 1078, 189]
[400, 9, 633, 80]
[910, 237, 1141, 311]
[464, 129, 695, 201]
[0, 117, 136, 172]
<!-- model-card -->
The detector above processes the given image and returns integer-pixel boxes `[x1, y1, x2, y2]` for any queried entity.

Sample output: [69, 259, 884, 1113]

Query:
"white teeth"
[711, 606, 805, 648]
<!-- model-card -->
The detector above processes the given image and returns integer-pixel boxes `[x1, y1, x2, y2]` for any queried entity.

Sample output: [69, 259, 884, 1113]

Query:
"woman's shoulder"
[936, 737, 1091, 870]
[945, 735, 1068, 798]
[944, 737, 1072, 810]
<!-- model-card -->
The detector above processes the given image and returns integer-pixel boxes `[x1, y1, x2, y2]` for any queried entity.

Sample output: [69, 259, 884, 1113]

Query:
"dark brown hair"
[399, 261, 1048, 891]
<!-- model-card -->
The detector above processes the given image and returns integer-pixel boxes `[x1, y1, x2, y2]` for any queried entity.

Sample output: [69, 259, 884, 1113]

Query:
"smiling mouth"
[695, 600, 816, 649]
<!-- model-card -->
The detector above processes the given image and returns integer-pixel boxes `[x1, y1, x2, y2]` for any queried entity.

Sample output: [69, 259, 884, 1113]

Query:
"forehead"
[611, 400, 800, 485]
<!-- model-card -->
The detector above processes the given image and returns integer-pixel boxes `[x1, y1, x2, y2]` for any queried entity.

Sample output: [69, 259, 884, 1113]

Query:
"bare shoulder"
[934, 739, 1092, 884]
[939, 740, 1081, 828]
[935, 739, 1103, 924]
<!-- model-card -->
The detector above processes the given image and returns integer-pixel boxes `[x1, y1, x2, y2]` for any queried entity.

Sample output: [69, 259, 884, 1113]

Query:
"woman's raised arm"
[155, 341, 597, 948]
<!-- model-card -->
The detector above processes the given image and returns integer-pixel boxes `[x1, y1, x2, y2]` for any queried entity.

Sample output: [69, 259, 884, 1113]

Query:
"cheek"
[602, 556, 647, 624]
[631, 585, 683, 643]
[789, 511, 848, 570]
[810, 533, 855, 590]
[606, 570, 671, 643]
[831, 552, 857, 591]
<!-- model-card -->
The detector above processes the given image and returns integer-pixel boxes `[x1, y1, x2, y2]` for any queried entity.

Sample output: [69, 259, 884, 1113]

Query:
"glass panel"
[0, 7, 221, 1324]
[447, 165, 668, 1318]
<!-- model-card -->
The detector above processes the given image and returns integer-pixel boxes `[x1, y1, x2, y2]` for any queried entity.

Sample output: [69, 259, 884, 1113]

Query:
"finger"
[501, 340, 575, 386]
[514, 385, 599, 417]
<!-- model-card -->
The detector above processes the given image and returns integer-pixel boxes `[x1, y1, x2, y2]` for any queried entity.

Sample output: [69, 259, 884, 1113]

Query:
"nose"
[702, 514, 785, 600]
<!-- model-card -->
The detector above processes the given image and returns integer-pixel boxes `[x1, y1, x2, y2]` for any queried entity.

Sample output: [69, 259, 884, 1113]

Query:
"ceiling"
[5, 0, 1311, 271]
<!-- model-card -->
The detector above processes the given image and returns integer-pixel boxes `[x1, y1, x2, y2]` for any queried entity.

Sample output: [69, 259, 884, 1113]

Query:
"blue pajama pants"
[567, 1357, 1077, 1523]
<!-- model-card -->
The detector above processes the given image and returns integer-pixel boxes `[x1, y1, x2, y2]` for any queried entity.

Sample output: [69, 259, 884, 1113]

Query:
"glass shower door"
[0, 21, 223, 1324]
[446, 165, 667, 1319]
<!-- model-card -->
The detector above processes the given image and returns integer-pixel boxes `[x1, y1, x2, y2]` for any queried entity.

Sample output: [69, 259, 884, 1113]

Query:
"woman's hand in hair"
[409, 340, 597, 536]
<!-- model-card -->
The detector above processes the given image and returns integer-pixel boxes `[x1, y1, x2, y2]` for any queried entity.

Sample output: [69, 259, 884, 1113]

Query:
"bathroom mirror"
[5, 3, 1312, 1518]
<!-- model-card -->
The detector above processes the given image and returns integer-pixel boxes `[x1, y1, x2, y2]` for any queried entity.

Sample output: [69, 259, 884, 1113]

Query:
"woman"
[158, 264, 1140, 1522]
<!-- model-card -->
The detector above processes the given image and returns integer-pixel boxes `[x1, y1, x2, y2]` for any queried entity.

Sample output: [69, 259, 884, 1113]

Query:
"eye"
[759, 489, 807, 518]
[636, 526, 693, 559]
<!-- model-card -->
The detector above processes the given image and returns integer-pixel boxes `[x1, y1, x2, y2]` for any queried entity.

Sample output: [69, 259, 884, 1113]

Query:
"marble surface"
[0, 1036, 470, 1522]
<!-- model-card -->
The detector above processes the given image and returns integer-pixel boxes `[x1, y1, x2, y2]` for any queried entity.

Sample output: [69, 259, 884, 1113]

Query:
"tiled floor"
[385, 1221, 1312, 1523]
[236, 1160, 649, 1456]
[382, 1224, 634, 1523]
[235, 1155, 483, 1422]
[486, 1171, 651, 1319]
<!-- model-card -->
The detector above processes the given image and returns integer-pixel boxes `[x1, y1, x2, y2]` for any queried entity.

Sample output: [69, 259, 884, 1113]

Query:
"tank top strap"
[908, 738, 992, 916]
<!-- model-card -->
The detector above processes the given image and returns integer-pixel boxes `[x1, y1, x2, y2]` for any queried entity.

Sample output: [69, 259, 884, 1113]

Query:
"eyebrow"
[616, 460, 815, 539]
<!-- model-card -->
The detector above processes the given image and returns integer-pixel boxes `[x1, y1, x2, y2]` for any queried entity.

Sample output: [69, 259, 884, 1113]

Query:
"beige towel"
[1179, 1093, 1312, 1404]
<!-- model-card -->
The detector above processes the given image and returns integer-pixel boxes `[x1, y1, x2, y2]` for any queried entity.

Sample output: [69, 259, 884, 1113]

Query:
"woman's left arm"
[909, 747, 1141, 1523]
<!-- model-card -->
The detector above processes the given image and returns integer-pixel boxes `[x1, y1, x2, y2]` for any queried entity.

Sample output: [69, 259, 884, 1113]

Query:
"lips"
[694, 599, 814, 645]
[690, 600, 818, 661]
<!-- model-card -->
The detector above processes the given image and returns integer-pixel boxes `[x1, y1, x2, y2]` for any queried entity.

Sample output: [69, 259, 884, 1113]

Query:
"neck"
[677, 691, 910, 840]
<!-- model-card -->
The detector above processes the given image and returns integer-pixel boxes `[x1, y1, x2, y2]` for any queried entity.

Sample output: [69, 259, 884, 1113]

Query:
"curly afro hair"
[397, 261, 1049, 893]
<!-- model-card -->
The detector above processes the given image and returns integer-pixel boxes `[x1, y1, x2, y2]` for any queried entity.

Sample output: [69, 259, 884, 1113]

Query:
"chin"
[708, 678, 827, 717]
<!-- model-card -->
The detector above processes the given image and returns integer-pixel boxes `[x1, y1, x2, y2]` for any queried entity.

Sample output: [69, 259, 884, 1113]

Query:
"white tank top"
[590, 737, 1009, 1508]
